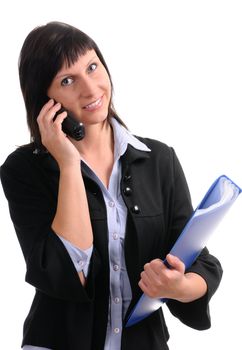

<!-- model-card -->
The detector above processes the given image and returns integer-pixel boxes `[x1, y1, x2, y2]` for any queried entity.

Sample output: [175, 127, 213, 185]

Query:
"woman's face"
[47, 49, 112, 126]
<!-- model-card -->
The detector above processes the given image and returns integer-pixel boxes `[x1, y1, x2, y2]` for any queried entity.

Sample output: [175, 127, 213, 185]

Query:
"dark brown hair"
[19, 21, 126, 148]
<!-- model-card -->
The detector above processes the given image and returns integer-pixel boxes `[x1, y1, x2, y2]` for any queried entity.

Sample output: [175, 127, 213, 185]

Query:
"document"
[126, 175, 241, 327]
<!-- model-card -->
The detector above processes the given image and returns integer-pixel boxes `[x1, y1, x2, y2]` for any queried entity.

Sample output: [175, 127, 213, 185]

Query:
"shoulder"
[131, 135, 186, 182]
[0, 144, 58, 198]
[0, 143, 52, 181]
[134, 135, 176, 162]
[1, 143, 36, 168]
[136, 136, 170, 150]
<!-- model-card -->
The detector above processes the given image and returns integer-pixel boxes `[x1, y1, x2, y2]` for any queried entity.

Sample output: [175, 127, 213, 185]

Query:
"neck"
[72, 118, 114, 157]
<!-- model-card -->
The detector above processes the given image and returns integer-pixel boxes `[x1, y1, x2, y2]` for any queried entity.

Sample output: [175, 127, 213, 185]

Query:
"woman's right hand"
[37, 99, 81, 168]
[38, 99, 93, 285]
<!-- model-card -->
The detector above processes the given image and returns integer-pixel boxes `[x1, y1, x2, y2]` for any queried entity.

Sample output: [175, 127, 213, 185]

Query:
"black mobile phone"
[55, 107, 85, 141]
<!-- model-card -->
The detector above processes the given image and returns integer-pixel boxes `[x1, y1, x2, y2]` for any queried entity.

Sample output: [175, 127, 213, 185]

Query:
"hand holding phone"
[55, 107, 85, 141]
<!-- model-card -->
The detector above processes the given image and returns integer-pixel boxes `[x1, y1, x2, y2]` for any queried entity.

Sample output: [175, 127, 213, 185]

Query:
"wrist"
[175, 273, 207, 303]
[173, 274, 191, 303]
[58, 159, 81, 172]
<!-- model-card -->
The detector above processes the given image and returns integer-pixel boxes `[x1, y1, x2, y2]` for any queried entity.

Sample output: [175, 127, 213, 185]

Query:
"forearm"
[52, 163, 93, 250]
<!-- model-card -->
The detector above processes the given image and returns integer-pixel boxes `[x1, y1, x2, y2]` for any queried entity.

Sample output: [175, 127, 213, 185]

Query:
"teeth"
[84, 97, 102, 109]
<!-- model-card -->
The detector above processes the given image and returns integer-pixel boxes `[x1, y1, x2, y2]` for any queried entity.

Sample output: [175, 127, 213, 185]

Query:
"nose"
[79, 76, 97, 98]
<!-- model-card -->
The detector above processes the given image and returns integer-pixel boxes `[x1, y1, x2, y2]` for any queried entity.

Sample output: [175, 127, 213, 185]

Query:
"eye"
[88, 63, 97, 73]
[61, 77, 74, 86]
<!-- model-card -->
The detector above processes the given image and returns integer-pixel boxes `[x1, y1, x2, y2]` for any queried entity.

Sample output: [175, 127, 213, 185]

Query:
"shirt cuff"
[58, 235, 93, 277]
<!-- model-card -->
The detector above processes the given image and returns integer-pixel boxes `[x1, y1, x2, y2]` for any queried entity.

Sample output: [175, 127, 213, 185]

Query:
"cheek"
[47, 84, 64, 102]
[46, 84, 54, 99]
[48, 85, 77, 106]
[100, 69, 112, 94]
[105, 77, 112, 98]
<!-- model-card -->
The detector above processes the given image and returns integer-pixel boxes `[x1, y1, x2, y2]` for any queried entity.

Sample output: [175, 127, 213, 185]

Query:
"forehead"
[61, 49, 97, 71]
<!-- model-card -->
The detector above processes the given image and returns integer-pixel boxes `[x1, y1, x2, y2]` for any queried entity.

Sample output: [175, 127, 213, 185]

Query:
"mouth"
[83, 96, 103, 111]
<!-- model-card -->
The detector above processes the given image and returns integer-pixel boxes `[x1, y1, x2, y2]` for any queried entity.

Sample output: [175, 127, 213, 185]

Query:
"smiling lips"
[83, 96, 103, 111]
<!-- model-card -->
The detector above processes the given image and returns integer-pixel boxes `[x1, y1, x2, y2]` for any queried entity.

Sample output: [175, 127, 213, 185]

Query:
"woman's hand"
[138, 254, 207, 302]
[39, 101, 93, 283]
[37, 99, 81, 168]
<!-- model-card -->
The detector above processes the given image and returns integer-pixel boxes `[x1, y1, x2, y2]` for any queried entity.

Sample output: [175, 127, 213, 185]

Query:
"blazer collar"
[110, 117, 150, 162]
[120, 143, 150, 168]
[35, 118, 151, 171]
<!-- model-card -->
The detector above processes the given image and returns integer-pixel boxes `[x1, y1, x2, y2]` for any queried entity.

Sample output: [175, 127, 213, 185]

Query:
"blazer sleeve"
[0, 148, 100, 303]
[165, 148, 223, 330]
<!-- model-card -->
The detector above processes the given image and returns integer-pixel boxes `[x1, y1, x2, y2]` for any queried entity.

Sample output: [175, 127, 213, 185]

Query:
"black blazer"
[0, 137, 222, 350]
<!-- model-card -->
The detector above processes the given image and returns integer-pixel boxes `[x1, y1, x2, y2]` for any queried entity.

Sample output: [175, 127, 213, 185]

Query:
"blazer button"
[123, 187, 132, 196]
[131, 205, 140, 214]
[124, 174, 132, 182]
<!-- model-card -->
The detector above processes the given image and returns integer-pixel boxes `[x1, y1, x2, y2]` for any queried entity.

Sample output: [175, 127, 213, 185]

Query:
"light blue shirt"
[23, 118, 150, 350]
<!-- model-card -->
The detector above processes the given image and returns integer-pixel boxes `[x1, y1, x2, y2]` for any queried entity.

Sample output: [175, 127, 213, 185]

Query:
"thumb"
[166, 254, 185, 273]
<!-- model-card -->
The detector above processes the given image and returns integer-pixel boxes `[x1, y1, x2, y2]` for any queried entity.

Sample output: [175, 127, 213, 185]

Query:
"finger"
[166, 254, 185, 273]
[140, 270, 153, 287]
[37, 101, 62, 126]
[138, 275, 165, 299]
[53, 110, 68, 127]
[138, 279, 151, 295]
[141, 262, 165, 289]
[52, 110, 68, 137]
[37, 99, 54, 123]
[148, 259, 167, 275]
[45, 102, 62, 123]
[143, 261, 160, 280]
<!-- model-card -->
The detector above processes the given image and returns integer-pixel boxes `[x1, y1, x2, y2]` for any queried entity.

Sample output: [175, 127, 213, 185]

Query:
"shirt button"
[108, 201, 115, 207]
[114, 297, 120, 303]
[113, 264, 119, 271]
[114, 328, 120, 334]
[78, 260, 84, 267]
[112, 233, 119, 240]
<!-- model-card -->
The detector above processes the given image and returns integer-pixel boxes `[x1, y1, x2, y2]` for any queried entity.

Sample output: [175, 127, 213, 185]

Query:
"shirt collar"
[110, 117, 151, 161]
[37, 117, 151, 171]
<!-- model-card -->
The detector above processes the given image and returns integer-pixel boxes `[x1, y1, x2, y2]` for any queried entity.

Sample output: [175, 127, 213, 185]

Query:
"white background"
[0, 0, 242, 349]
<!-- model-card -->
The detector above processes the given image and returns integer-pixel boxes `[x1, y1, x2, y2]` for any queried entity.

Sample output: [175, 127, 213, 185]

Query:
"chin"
[81, 110, 110, 125]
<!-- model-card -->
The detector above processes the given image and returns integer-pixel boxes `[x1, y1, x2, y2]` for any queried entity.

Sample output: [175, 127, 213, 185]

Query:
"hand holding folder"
[126, 175, 241, 327]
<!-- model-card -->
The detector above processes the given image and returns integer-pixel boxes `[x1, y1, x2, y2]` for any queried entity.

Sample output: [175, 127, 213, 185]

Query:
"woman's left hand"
[138, 254, 188, 300]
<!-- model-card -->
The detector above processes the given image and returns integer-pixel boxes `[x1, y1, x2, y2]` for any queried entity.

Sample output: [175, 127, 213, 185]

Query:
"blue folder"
[126, 175, 241, 327]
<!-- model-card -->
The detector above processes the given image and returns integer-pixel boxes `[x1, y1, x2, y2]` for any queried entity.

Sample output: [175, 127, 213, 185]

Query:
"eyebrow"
[55, 56, 98, 80]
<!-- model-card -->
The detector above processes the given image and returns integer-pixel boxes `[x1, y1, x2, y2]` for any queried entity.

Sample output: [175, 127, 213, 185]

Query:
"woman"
[0, 21, 222, 350]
